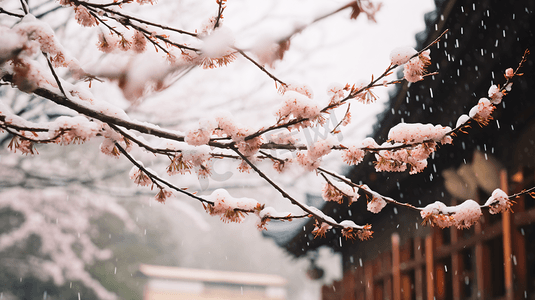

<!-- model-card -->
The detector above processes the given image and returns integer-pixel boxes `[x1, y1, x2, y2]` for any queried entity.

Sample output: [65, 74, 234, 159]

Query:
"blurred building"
[138, 264, 287, 300]
[267, 0, 535, 299]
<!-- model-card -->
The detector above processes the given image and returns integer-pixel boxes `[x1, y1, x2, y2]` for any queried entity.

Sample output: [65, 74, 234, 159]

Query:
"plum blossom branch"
[3, 126, 63, 145]
[77, 1, 198, 37]
[317, 166, 535, 230]
[113, 135, 308, 225]
[324, 31, 448, 110]
[420, 29, 449, 54]
[318, 167, 420, 211]
[504, 186, 535, 201]
[0, 48, 522, 183]
[113, 141, 213, 205]
[0, 116, 51, 133]
[70, 0, 289, 83]
[231, 145, 313, 214]
[234, 48, 287, 88]
[231, 145, 369, 238]
[0, 74, 196, 145]
[213, 0, 226, 29]
[108, 124, 179, 156]
[113, 16, 200, 52]
[44, 53, 67, 97]
[1, 2, 533, 242]
[242, 31, 449, 143]
[76, 0, 131, 8]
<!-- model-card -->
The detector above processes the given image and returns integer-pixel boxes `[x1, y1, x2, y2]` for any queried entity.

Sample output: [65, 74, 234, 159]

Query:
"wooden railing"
[323, 169, 535, 300]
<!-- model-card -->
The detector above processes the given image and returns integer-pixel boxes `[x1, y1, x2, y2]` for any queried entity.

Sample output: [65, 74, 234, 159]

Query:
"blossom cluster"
[60, 0, 155, 29]
[14, 15, 83, 72]
[7, 136, 37, 155]
[200, 26, 237, 69]
[99, 126, 132, 158]
[327, 83, 348, 105]
[276, 92, 324, 129]
[296, 138, 335, 171]
[160, 143, 213, 179]
[390, 47, 431, 83]
[96, 31, 147, 54]
[487, 85, 503, 104]
[1, 15, 84, 92]
[340, 221, 373, 241]
[74, 6, 97, 27]
[214, 112, 264, 158]
[184, 147, 213, 178]
[340, 144, 366, 166]
[484, 188, 513, 214]
[374, 142, 435, 174]
[312, 219, 373, 241]
[185, 118, 216, 146]
[269, 131, 297, 145]
[347, 82, 377, 104]
[129, 166, 153, 187]
[282, 83, 314, 99]
[204, 189, 262, 223]
[420, 199, 482, 229]
[469, 98, 495, 126]
[339, 138, 378, 168]
[362, 185, 387, 213]
[1, 105, 100, 153]
[50, 116, 101, 145]
[129, 165, 174, 203]
[312, 220, 332, 238]
[321, 180, 359, 204]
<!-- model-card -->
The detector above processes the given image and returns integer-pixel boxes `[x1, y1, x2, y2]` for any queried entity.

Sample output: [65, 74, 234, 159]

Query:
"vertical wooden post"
[425, 234, 434, 300]
[512, 170, 528, 297]
[365, 262, 374, 300]
[500, 169, 513, 300]
[342, 270, 356, 300]
[450, 199, 462, 300]
[385, 277, 393, 300]
[392, 233, 401, 300]
[414, 237, 424, 300]
[473, 189, 489, 299]
[474, 220, 485, 299]
[383, 252, 393, 300]
[450, 228, 462, 300]
[356, 266, 365, 300]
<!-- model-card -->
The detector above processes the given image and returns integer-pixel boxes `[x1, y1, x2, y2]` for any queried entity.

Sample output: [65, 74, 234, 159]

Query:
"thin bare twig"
[214, 0, 225, 29]
[77, 1, 198, 37]
[3, 126, 64, 144]
[108, 124, 177, 155]
[231, 145, 355, 230]
[114, 142, 213, 205]
[0, 7, 25, 18]
[44, 53, 68, 97]
[19, 0, 29, 14]
[0, 116, 51, 133]
[508, 186, 535, 199]
[235, 49, 287, 87]
[239, 31, 449, 143]
[317, 167, 421, 211]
